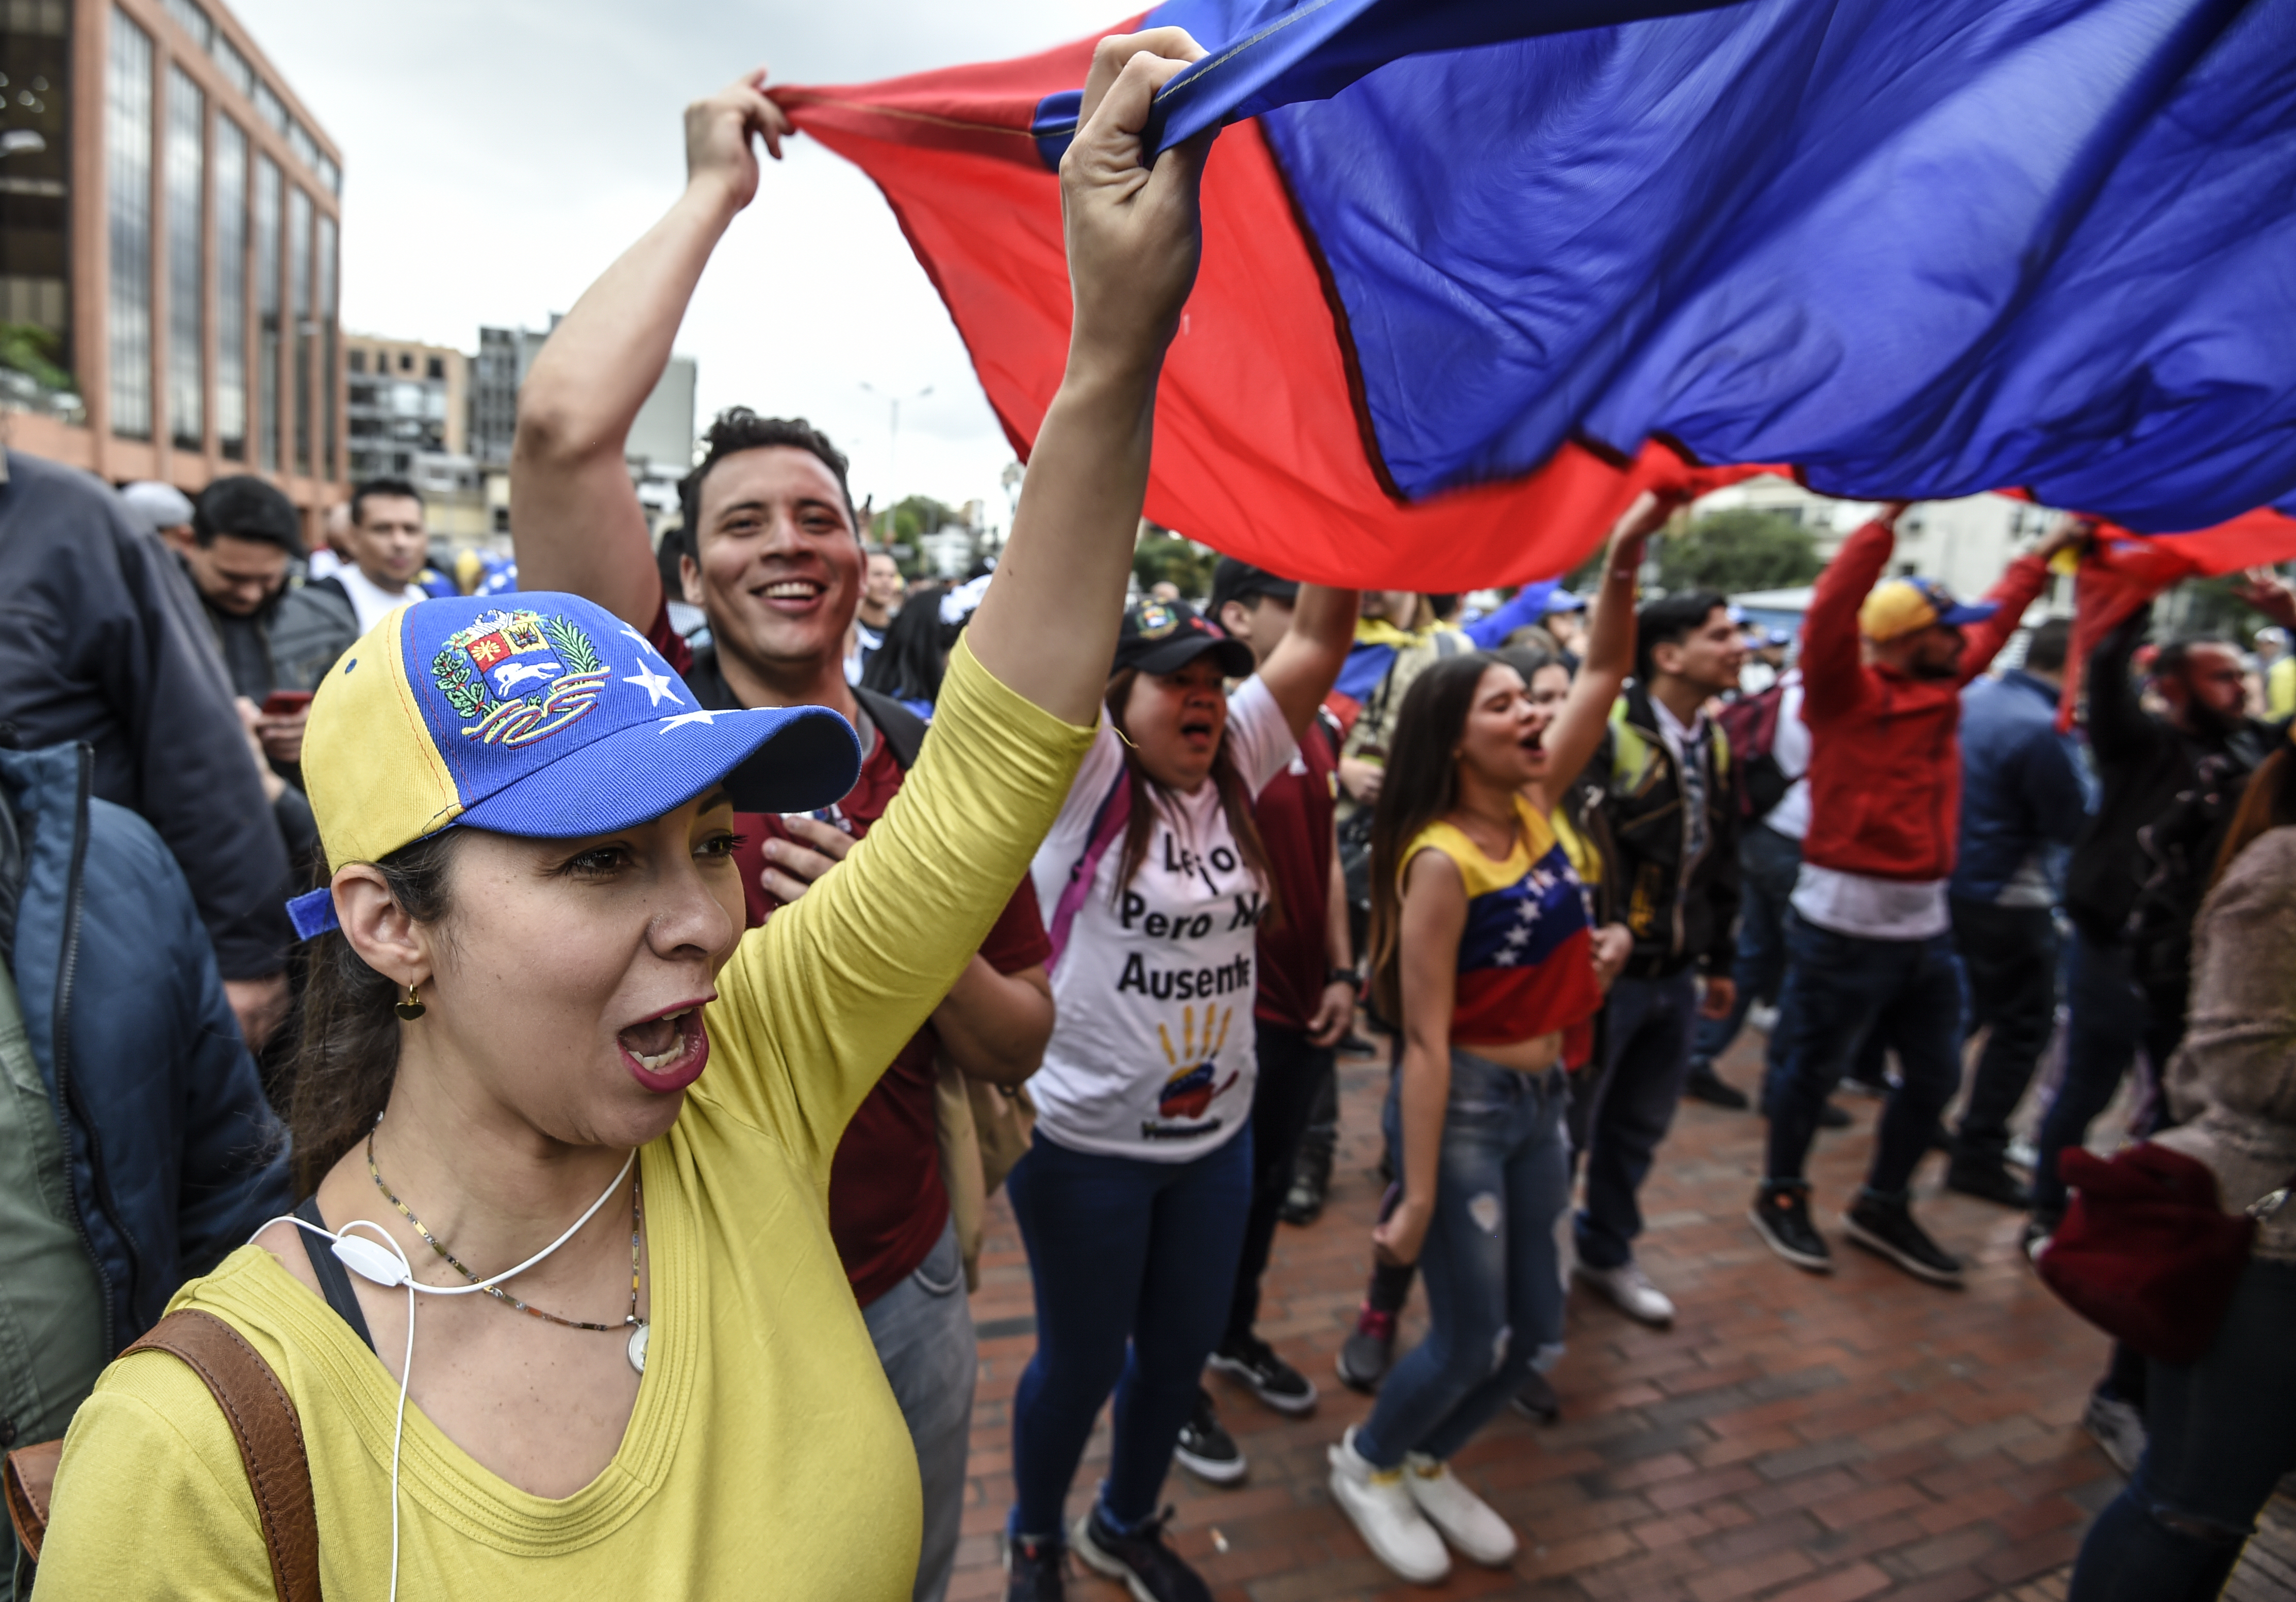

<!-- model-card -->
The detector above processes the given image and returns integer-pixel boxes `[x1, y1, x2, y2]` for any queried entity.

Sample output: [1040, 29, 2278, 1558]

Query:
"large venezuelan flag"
[779, 0, 2296, 588]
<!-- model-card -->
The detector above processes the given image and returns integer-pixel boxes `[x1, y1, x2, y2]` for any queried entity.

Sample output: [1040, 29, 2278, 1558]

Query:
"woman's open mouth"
[618, 1004, 711, 1092]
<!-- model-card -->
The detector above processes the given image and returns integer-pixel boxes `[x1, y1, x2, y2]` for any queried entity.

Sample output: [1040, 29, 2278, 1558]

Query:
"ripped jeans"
[1354, 1050, 1569, 1470]
[2067, 1256, 2296, 1601]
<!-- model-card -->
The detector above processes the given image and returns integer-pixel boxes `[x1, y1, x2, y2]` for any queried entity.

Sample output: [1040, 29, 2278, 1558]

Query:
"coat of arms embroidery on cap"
[429, 609, 611, 746]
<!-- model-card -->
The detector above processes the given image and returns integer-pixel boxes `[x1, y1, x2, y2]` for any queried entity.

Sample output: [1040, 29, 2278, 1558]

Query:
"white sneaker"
[1328, 1427, 1451, 1584]
[2082, 1392, 2147, 1478]
[1574, 1259, 1675, 1327]
[1404, 1454, 1519, 1566]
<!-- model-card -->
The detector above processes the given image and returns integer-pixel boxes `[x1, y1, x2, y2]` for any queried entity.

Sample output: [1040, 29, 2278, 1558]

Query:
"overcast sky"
[229, 0, 1123, 522]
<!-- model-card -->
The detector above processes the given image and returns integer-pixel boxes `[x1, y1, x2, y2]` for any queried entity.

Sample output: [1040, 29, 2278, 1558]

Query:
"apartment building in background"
[0, 0, 344, 535]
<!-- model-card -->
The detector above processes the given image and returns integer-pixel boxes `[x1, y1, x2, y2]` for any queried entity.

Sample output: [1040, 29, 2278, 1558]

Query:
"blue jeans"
[2067, 1258, 2296, 1601]
[1690, 824, 1801, 1078]
[1576, 970, 1700, 1270]
[1763, 916, 1965, 1196]
[2031, 930, 2182, 1220]
[861, 1216, 975, 1602]
[1005, 1125, 1253, 1537]
[1356, 1052, 1570, 1469]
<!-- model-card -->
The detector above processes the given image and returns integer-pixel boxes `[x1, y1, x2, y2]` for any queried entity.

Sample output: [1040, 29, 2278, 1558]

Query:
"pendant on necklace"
[627, 1320, 650, 1374]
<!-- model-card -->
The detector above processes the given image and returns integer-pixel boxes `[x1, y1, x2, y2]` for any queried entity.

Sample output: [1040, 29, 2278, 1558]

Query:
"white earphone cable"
[245, 1147, 638, 1602]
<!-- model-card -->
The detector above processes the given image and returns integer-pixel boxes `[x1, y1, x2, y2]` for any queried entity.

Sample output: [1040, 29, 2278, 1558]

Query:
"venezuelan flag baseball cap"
[1857, 576, 1999, 642]
[284, 593, 860, 938]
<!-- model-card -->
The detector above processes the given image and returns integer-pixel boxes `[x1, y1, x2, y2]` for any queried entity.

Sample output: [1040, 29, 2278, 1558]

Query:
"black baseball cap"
[1113, 598, 1255, 678]
[1207, 557, 1300, 620]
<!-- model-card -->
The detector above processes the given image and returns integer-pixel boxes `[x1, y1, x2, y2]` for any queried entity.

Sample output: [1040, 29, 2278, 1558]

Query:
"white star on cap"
[659, 708, 724, 732]
[624, 664, 684, 707]
[619, 624, 661, 658]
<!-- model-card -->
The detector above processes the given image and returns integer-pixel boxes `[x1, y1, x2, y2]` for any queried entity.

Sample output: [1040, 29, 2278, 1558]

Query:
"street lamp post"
[859, 382, 933, 503]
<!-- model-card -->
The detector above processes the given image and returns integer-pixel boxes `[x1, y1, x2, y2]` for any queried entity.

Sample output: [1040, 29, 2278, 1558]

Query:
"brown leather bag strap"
[4, 1437, 64, 1560]
[124, 1308, 322, 1602]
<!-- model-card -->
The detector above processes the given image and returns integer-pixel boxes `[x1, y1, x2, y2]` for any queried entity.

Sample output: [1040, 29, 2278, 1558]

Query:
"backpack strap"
[853, 686, 929, 771]
[1045, 772, 1133, 971]
[123, 1309, 321, 1602]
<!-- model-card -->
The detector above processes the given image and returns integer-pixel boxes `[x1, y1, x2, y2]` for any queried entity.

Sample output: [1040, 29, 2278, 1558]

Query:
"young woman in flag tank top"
[1325, 494, 1678, 1585]
[1003, 585, 1354, 1602]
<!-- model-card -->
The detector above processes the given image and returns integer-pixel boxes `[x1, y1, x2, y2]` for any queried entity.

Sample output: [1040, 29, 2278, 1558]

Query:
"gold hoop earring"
[395, 981, 426, 1021]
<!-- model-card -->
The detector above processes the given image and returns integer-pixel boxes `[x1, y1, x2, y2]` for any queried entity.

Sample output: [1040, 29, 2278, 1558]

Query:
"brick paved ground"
[952, 1027, 2150, 1602]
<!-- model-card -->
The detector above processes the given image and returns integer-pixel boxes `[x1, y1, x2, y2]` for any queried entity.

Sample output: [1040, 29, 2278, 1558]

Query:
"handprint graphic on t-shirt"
[1155, 1003, 1238, 1121]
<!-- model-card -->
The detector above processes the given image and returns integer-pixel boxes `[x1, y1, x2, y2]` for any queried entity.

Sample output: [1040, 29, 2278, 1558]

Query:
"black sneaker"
[1843, 1194, 1964, 1286]
[1510, 1367, 1561, 1423]
[1209, 1334, 1318, 1416]
[1337, 1303, 1399, 1392]
[1684, 1070, 1751, 1110]
[1172, 1389, 1245, 1484]
[1073, 1504, 1213, 1602]
[1005, 1532, 1067, 1601]
[1945, 1161, 2032, 1209]
[1749, 1186, 1834, 1272]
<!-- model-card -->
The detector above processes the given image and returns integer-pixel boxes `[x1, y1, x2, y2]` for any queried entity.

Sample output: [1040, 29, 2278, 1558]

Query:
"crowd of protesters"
[2, 31, 2291, 1602]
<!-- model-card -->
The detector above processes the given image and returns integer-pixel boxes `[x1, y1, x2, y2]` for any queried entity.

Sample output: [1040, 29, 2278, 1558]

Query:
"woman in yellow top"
[32, 30, 1217, 1601]
[1324, 498, 1672, 1586]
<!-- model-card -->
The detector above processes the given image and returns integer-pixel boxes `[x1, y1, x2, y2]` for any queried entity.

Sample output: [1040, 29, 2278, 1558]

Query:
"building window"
[318, 211, 337, 480]
[161, 0, 210, 51]
[213, 115, 246, 457]
[164, 64, 204, 450]
[426, 356, 443, 382]
[287, 183, 309, 474]
[252, 77, 285, 135]
[348, 348, 364, 374]
[287, 119, 316, 175]
[0, 0, 73, 385]
[211, 31, 251, 98]
[398, 352, 411, 373]
[106, 8, 154, 440]
[254, 152, 278, 469]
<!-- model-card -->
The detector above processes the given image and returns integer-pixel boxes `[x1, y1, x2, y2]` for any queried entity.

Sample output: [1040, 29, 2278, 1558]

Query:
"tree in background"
[1133, 523, 1219, 600]
[1656, 508, 1823, 593]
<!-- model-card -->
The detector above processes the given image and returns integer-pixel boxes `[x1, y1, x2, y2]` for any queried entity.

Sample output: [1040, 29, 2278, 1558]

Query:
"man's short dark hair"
[678, 408, 855, 536]
[2023, 616, 2073, 675]
[2154, 637, 2234, 680]
[1635, 590, 1728, 685]
[194, 474, 304, 555]
[351, 477, 424, 524]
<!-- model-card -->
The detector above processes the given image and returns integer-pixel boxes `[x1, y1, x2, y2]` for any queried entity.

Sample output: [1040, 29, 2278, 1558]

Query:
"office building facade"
[0, 0, 344, 531]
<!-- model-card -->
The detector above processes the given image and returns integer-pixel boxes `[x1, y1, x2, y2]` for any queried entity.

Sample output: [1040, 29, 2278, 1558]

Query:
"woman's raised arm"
[1536, 491, 1682, 797]
[962, 30, 1214, 726]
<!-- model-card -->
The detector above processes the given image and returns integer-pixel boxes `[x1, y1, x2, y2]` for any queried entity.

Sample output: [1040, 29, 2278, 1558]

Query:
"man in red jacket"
[1750, 505, 2082, 1285]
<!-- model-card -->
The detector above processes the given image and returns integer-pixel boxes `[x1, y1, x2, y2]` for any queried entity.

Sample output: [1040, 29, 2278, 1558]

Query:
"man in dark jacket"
[2029, 608, 2275, 1233]
[165, 475, 361, 767]
[0, 450, 294, 1046]
[2, 738, 291, 1596]
[1942, 617, 2090, 1206]
[1573, 592, 1744, 1326]
[1752, 507, 2079, 1285]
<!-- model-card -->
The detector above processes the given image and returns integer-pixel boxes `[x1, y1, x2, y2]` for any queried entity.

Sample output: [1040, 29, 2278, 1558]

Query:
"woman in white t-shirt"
[1005, 591, 1353, 1602]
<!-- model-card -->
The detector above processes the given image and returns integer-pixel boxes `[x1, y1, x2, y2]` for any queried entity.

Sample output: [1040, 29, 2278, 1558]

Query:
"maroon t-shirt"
[1253, 709, 1340, 1030]
[650, 605, 1049, 1305]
